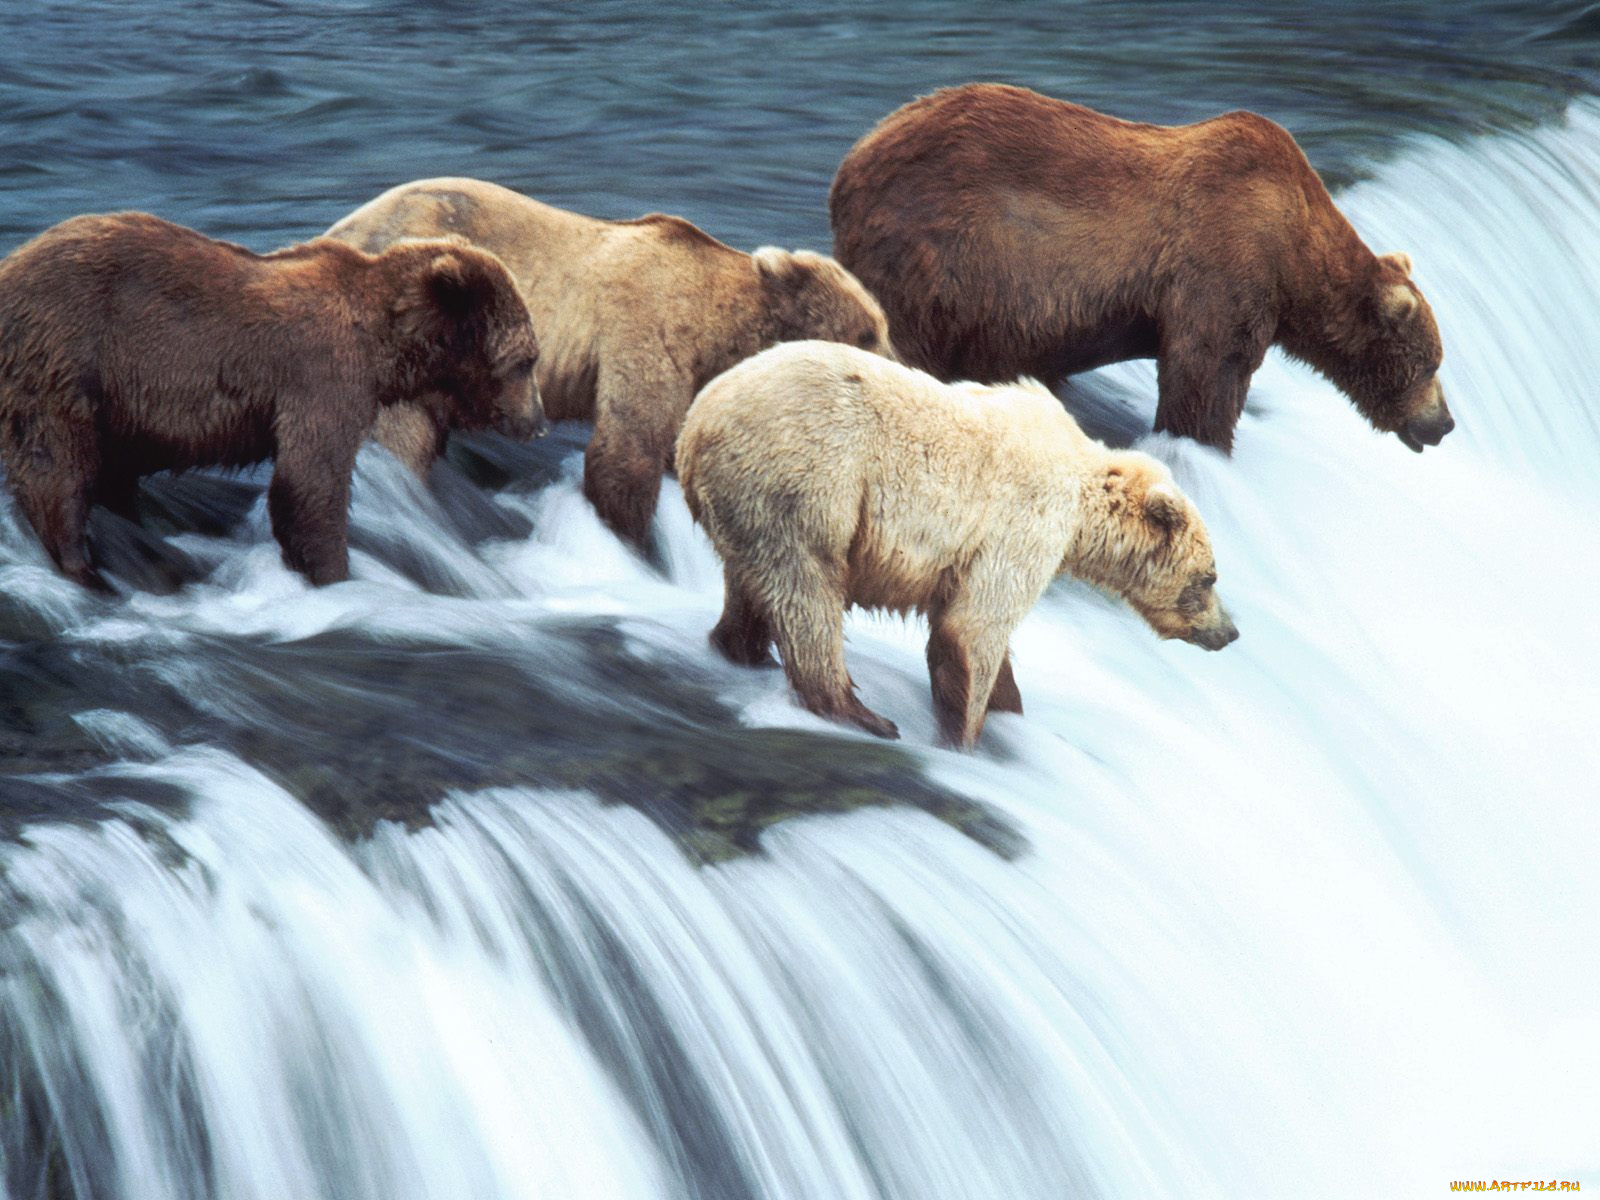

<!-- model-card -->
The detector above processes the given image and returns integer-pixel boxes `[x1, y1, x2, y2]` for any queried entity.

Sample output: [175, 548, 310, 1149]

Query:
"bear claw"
[845, 707, 900, 740]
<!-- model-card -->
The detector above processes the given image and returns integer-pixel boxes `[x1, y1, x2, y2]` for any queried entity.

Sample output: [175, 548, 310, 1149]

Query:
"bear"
[676, 340, 1238, 749]
[325, 178, 895, 548]
[0, 211, 544, 591]
[829, 83, 1454, 454]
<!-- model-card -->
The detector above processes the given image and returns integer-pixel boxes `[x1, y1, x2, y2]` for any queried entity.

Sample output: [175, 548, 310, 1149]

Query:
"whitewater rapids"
[3, 105, 1599, 1200]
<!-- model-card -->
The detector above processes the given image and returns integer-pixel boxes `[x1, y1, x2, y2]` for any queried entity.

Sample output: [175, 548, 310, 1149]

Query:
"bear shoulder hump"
[1202, 110, 1307, 168]
[621, 213, 736, 254]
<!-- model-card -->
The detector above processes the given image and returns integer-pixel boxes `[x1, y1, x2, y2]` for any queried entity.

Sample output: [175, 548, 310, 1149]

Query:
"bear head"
[383, 239, 547, 441]
[1072, 454, 1238, 651]
[752, 248, 895, 359]
[1346, 252, 1453, 452]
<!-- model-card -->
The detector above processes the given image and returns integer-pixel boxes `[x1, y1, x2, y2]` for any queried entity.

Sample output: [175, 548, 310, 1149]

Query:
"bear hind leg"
[765, 557, 897, 740]
[584, 356, 691, 552]
[711, 570, 776, 667]
[583, 433, 665, 551]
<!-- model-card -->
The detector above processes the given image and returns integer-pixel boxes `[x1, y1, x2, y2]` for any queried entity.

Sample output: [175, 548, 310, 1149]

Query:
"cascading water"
[3, 83, 1599, 1200]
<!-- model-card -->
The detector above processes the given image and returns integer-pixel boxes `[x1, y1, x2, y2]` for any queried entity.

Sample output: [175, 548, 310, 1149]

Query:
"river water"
[1, 3, 1598, 1198]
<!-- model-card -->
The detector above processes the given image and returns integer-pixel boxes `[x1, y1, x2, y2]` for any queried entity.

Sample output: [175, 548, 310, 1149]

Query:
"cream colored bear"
[676, 341, 1239, 748]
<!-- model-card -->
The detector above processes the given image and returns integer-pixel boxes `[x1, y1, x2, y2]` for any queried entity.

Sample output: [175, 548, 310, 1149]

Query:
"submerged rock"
[0, 617, 1022, 865]
[216, 619, 1024, 863]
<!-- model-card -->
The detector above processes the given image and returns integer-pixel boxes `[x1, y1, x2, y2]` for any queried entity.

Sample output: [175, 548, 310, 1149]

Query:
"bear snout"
[496, 410, 548, 441]
[495, 383, 549, 441]
[501, 410, 551, 440]
[1399, 385, 1453, 452]
[1189, 607, 1240, 651]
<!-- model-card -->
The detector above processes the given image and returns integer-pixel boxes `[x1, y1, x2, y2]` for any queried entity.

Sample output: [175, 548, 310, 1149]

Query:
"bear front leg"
[16, 477, 105, 591]
[927, 571, 1034, 748]
[268, 432, 359, 586]
[1153, 311, 1271, 453]
[763, 553, 898, 739]
[2, 413, 108, 591]
[371, 401, 446, 478]
[583, 431, 666, 550]
[926, 623, 1012, 749]
[583, 354, 693, 549]
[711, 568, 776, 667]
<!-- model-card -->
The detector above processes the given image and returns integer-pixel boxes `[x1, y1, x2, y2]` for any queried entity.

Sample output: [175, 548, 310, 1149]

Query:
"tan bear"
[677, 340, 1238, 749]
[830, 83, 1453, 453]
[0, 212, 542, 590]
[326, 178, 895, 547]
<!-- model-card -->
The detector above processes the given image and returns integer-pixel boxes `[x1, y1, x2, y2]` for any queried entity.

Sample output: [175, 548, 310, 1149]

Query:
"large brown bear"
[677, 340, 1237, 749]
[325, 178, 895, 547]
[830, 83, 1454, 454]
[0, 212, 543, 591]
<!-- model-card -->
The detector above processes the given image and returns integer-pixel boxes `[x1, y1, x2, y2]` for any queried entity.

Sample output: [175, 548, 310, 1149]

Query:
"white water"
[4, 106, 1600, 1199]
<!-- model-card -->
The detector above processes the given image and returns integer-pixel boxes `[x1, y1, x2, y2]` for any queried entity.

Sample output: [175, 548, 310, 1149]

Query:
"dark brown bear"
[0, 212, 544, 590]
[830, 83, 1454, 453]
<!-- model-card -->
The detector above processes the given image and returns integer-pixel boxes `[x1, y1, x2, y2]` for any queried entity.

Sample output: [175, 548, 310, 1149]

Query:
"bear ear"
[1380, 281, 1419, 323]
[1143, 481, 1187, 532]
[1381, 251, 1414, 276]
[421, 250, 497, 320]
[753, 246, 811, 289]
[1101, 458, 1146, 493]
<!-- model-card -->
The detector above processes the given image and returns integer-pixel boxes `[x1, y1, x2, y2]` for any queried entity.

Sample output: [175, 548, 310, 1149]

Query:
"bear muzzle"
[495, 409, 550, 441]
[1187, 605, 1240, 652]
[496, 383, 550, 441]
[1397, 384, 1454, 453]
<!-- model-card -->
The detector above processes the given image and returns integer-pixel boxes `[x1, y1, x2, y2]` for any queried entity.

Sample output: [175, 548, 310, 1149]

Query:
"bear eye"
[508, 357, 535, 378]
[856, 329, 877, 349]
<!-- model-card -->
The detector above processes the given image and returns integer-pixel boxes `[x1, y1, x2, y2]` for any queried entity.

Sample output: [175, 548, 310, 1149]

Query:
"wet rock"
[0, 641, 193, 839]
[216, 619, 1024, 862]
[0, 618, 1023, 864]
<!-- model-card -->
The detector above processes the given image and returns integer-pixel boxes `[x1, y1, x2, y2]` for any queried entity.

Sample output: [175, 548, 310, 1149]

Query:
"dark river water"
[3, 0, 1598, 251]
[3, 4, 1600, 1200]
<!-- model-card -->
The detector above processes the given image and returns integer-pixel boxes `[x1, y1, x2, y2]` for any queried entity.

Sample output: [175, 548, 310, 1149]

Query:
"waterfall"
[3, 105, 1598, 1199]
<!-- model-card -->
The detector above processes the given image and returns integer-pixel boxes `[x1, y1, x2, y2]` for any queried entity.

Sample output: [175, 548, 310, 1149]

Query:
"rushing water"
[3, 4, 1600, 1199]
